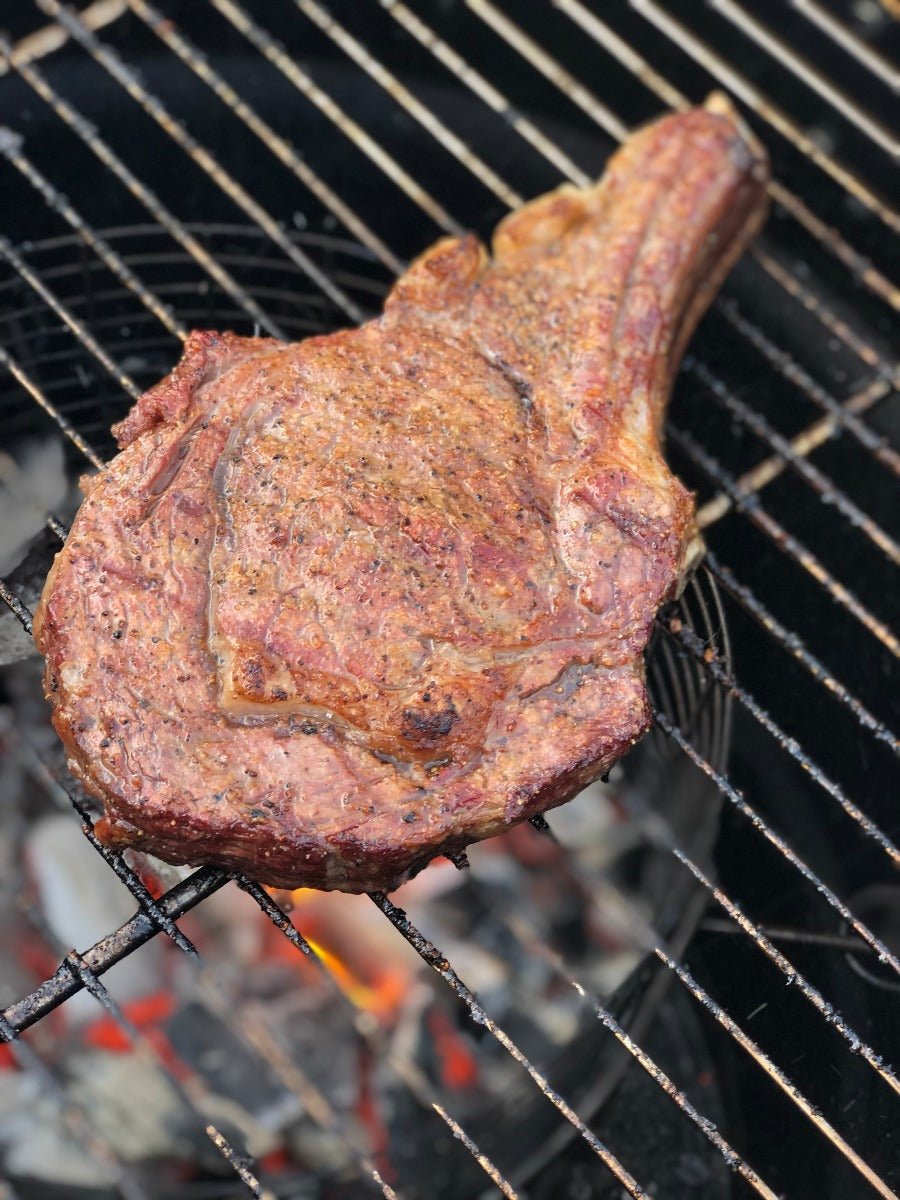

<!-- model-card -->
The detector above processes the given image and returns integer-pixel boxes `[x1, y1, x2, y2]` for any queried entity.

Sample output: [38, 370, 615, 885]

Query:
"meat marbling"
[35, 97, 768, 892]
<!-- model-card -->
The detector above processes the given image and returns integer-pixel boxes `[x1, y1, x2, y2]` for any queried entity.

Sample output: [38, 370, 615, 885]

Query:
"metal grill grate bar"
[0, 344, 104, 468]
[629, 0, 900, 235]
[474, 0, 900, 314]
[35, 0, 366, 325]
[431, 1106, 521, 1199]
[686, 356, 900, 563]
[369, 891, 648, 1199]
[380, 0, 591, 185]
[696, 378, 893, 529]
[655, 711, 900, 974]
[704, 548, 897, 749]
[715, 298, 900, 474]
[654, 948, 899, 1200]
[501, 912, 780, 1199]
[2, 40, 287, 339]
[0, 238, 141, 401]
[787, 0, 900, 90]
[667, 424, 899, 657]
[671, 850, 900, 1098]
[205, 991, 404, 1200]
[0, 132, 186, 340]
[56, 946, 278, 1200]
[503, 827, 900, 1180]
[709, 0, 898, 157]
[466, 0, 630, 141]
[127, 0, 403, 275]
[661, 611, 900, 860]
[203, 1128, 274, 1200]
[295, 0, 523, 208]
[17, 734, 199, 955]
[207, 0, 463, 237]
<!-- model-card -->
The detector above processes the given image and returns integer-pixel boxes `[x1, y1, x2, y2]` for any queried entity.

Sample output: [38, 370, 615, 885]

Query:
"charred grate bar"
[0, 1, 897, 1196]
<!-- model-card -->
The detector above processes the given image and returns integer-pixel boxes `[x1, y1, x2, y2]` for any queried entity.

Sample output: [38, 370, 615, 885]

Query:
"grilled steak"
[35, 98, 768, 892]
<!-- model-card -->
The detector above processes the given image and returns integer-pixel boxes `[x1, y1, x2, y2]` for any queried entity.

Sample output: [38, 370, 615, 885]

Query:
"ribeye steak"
[35, 97, 768, 892]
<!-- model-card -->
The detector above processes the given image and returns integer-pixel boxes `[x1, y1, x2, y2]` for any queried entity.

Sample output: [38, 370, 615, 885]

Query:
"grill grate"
[0, 2, 898, 1197]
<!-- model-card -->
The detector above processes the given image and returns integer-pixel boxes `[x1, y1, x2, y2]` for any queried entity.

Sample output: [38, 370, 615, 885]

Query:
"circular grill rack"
[0, 222, 734, 1197]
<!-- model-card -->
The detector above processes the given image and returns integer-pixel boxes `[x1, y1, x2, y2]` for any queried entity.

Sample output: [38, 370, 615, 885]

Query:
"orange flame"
[265, 886, 412, 1024]
[304, 936, 408, 1022]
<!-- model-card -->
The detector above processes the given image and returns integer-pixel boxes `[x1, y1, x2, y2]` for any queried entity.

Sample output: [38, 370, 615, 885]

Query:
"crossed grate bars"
[0, 2, 897, 1196]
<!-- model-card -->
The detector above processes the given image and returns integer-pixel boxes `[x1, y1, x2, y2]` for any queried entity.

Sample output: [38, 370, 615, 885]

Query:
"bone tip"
[703, 91, 768, 179]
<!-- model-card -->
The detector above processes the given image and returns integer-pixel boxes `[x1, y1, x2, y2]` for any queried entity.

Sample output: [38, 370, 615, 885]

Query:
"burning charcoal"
[67, 1051, 193, 1164]
[0, 1072, 115, 1192]
[164, 1002, 300, 1140]
[26, 816, 163, 1022]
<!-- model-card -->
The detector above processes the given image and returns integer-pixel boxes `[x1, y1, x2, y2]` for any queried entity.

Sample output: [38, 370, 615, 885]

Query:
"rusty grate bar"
[17, 735, 200, 955]
[0, 864, 227, 1035]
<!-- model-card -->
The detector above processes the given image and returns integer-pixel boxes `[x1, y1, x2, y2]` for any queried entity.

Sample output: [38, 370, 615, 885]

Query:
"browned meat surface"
[35, 98, 768, 892]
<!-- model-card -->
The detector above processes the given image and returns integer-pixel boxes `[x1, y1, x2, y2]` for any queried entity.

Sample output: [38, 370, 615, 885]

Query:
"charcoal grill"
[0, 2, 897, 1198]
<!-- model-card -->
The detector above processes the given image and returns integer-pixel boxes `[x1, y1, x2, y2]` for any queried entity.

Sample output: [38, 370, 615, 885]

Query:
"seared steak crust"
[35, 99, 768, 892]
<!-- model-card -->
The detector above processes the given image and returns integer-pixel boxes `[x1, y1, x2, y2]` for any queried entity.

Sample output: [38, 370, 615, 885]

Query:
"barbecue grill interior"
[0, 3, 897, 1198]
